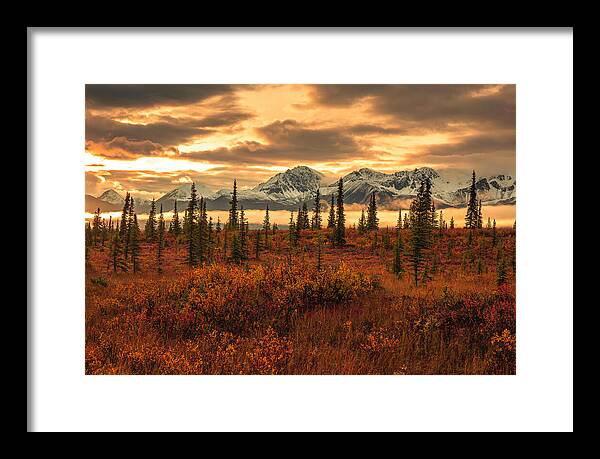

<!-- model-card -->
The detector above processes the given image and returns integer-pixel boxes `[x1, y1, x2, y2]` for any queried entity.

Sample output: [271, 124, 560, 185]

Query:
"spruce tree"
[408, 178, 434, 286]
[430, 200, 437, 230]
[403, 213, 410, 229]
[126, 198, 136, 262]
[486, 217, 492, 230]
[230, 232, 242, 264]
[335, 178, 346, 245]
[358, 209, 367, 234]
[186, 183, 199, 267]
[228, 179, 239, 230]
[207, 216, 215, 263]
[223, 228, 229, 260]
[492, 219, 497, 246]
[130, 213, 141, 273]
[449, 216, 455, 229]
[477, 199, 483, 229]
[312, 188, 322, 230]
[397, 209, 403, 236]
[261, 206, 271, 250]
[327, 195, 336, 228]
[239, 206, 248, 260]
[118, 193, 130, 250]
[145, 198, 157, 242]
[288, 211, 297, 248]
[302, 202, 311, 229]
[465, 170, 478, 229]
[497, 247, 508, 286]
[197, 197, 208, 265]
[295, 207, 302, 241]
[157, 205, 165, 273]
[111, 230, 127, 272]
[366, 192, 379, 231]
[392, 234, 403, 278]
[170, 200, 182, 237]
[91, 208, 102, 246]
[85, 222, 92, 265]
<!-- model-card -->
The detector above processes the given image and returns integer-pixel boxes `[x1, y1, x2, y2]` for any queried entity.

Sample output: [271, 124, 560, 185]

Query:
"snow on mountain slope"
[94, 167, 515, 213]
[99, 189, 125, 206]
[320, 167, 515, 208]
[155, 182, 215, 211]
[252, 166, 324, 205]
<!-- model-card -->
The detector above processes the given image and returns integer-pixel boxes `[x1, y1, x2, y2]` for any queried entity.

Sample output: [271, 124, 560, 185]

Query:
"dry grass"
[86, 228, 516, 375]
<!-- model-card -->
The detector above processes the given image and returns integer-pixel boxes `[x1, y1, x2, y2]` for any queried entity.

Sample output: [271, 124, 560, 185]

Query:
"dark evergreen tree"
[335, 178, 346, 245]
[366, 192, 379, 231]
[295, 207, 302, 241]
[239, 206, 248, 260]
[144, 198, 157, 242]
[288, 211, 297, 248]
[300, 202, 310, 229]
[382, 229, 391, 250]
[357, 209, 367, 234]
[430, 200, 437, 229]
[408, 178, 434, 286]
[111, 230, 127, 272]
[85, 222, 92, 265]
[449, 216, 455, 229]
[327, 195, 336, 228]
[91, 207, 102, 246]
[118, 193, 131, 250]
[207, 216, 215, 263]
[228, 179, 239, 230]
[496, 246, 508, 286]
[230, 232, 242, 264]
[130, 213, 141, 273]
[403, 213, 410, 229]
[263, 206, 271, 249]
[186, 183, 199, 267]
[197, 197, 209, 265]
[157, 205, 165, 273]
[126, 198, 136, 263]
[492, 219, 497, 247]
[477, 199, 483, 229]
[311, 189, 322, 230]
[465, 170, 478, 229]
[392, 234, 403, 278]
[170, 200, 182, 237]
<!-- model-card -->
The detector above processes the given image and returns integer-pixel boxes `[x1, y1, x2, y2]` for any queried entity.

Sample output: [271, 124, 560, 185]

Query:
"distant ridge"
[88, 166, 516, 212]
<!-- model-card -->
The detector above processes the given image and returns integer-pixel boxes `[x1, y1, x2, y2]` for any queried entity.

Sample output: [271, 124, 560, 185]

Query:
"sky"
[85, 84, 516, 200]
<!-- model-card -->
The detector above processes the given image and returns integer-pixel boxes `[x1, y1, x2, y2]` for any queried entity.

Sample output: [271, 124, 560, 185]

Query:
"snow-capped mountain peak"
[252, 166, 323, 204]
[99, 189, 124, 205]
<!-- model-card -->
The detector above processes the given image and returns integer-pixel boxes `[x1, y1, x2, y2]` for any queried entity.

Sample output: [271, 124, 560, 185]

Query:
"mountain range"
[85, 166, 516, 213]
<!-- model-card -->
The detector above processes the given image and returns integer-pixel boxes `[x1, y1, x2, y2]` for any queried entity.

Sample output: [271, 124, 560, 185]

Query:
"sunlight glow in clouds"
[85, 84, 515, 198]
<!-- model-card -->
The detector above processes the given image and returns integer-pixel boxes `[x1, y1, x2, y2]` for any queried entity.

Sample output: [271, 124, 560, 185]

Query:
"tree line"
[86, 170, 513, 284]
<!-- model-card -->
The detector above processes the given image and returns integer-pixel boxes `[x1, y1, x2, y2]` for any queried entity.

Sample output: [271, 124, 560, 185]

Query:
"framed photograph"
[28, 27, 573, 432]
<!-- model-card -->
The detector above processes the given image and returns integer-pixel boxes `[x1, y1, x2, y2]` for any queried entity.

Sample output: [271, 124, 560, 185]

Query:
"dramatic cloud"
[86, 84, 236, 109]
[309, 84, 516, 129]
[85, 84, 515, 196]
[423, 131, 516, 157]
